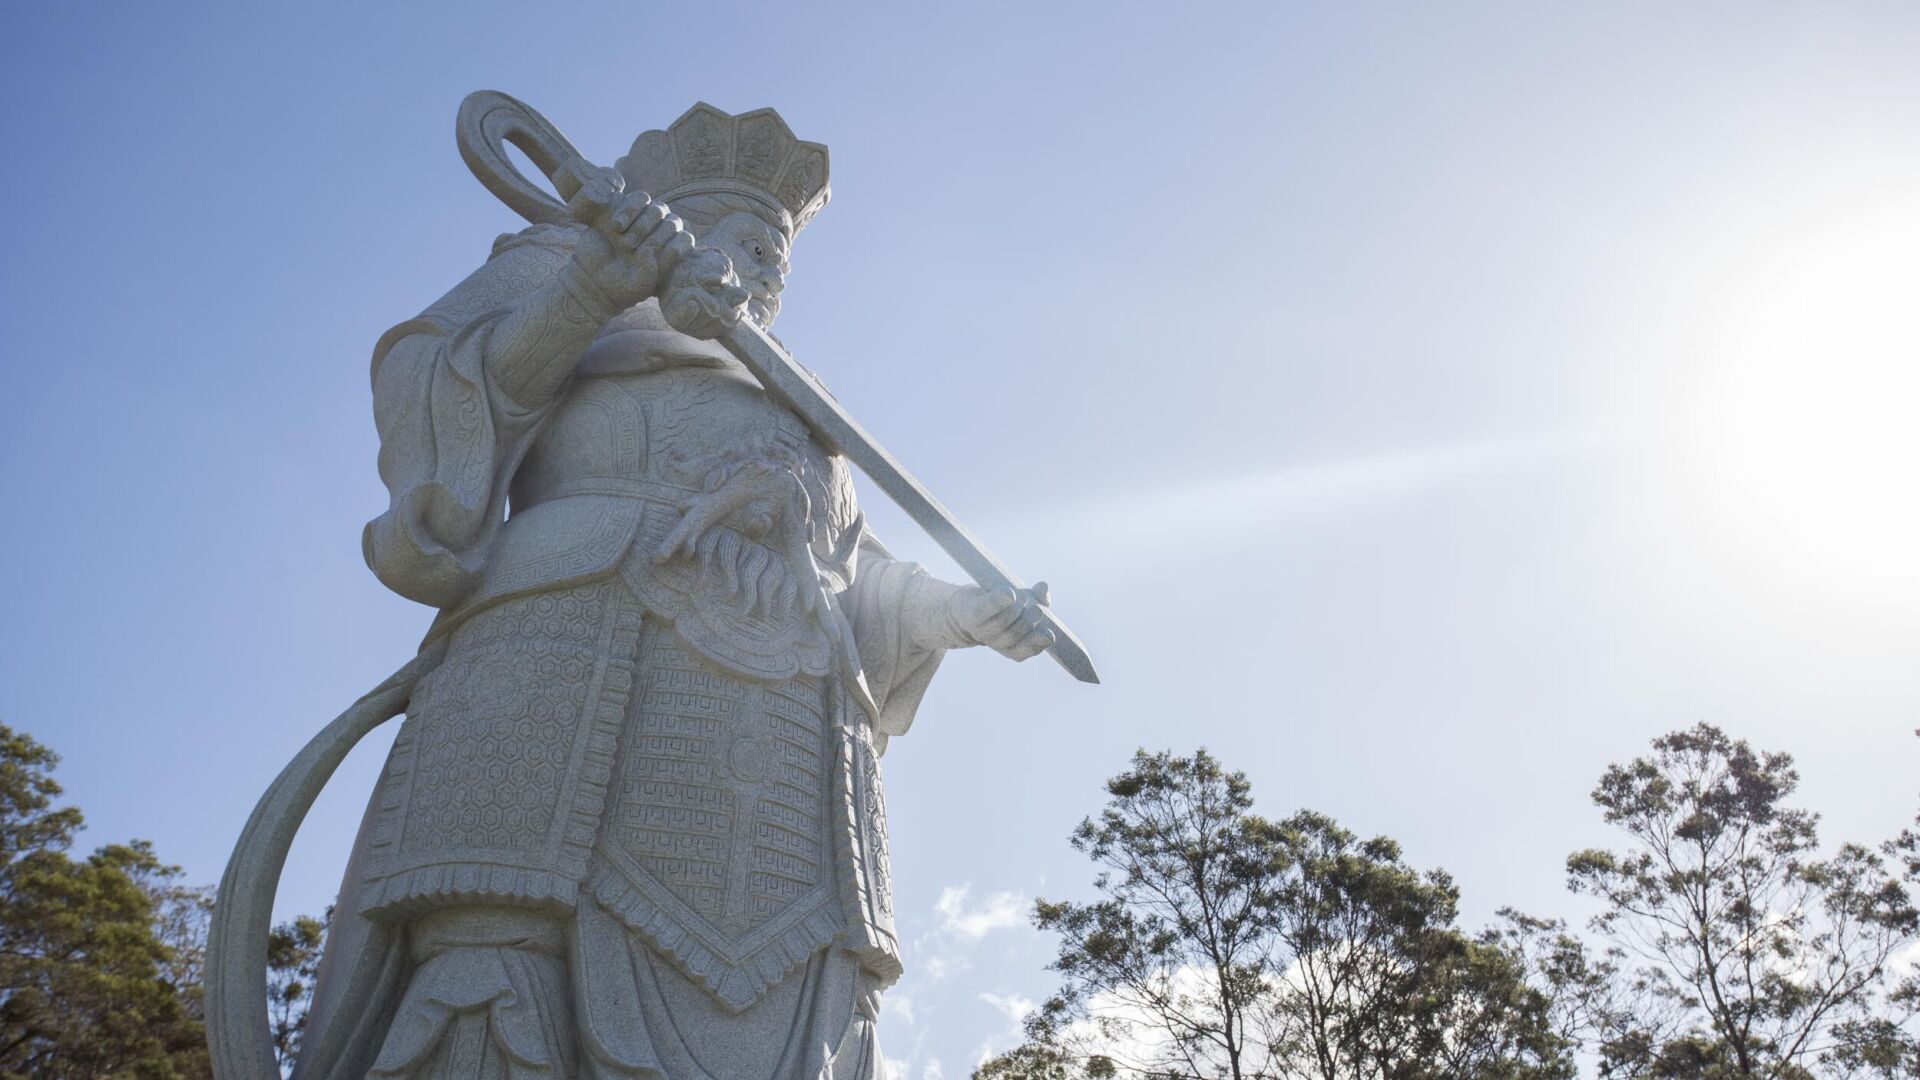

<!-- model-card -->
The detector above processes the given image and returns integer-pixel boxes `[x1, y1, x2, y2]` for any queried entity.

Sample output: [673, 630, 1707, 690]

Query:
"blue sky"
[4, 3, 1920, 1076]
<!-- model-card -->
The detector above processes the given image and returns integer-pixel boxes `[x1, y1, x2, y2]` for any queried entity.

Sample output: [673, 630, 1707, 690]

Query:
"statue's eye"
[751, 242, 766, 259]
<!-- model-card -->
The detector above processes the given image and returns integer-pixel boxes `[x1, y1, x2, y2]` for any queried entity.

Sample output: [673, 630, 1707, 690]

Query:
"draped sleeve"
[839, 533, 954, 746]
[361, 226, 587, 609]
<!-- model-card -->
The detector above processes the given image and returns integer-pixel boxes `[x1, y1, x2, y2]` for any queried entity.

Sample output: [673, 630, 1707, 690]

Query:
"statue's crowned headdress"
[616, 103, 831, 237]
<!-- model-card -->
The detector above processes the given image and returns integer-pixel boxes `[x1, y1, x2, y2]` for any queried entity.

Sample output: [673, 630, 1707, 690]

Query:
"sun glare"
[1696, 199, 1920, 593]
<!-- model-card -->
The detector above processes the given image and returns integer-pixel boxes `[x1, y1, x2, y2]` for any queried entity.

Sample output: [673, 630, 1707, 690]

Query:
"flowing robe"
[296, 225, 953, 1080]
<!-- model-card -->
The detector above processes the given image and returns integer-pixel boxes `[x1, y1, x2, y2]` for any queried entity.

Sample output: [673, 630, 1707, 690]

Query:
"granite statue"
[205, 91, 1096, 1080]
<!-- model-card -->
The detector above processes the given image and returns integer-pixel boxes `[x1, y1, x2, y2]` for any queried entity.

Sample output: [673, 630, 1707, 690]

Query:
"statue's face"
[703, 211, 791, 328]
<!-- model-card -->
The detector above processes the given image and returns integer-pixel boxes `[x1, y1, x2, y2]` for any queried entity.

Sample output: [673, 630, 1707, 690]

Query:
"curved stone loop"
[457, 89, 598, 228]
[205, 644, 447, 1080]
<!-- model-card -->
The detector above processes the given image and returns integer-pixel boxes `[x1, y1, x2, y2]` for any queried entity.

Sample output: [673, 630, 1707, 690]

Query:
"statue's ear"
[457, 90, 595, 227]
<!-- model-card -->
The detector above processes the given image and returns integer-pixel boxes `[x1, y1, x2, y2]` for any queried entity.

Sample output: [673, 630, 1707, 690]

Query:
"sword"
[457, 91, 1099, 684]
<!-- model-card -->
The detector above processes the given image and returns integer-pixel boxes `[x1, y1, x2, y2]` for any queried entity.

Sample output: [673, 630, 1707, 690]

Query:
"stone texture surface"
[211, 93, 1063, 1080]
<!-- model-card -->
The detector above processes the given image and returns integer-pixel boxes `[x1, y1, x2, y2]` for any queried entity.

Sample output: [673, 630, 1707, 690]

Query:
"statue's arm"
[387, 173, 738, 417]
[364, 230, 617, 608]
[893, 570, 1054, 659]
[373, 227, 620, 416]
[839, 540, 1053, 741]
[843, 533, 1054, 658]
[363, 198, 736, 609]
[893, 570, 986, 653]
[479, 256, 624, 408]
[839, 547, 950, 740]
[465, 177, 747, 407]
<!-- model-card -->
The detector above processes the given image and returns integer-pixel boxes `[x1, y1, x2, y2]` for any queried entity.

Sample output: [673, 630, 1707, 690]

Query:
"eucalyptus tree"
[976, 749, 1570, 1080]
[1566, 724, 1918, 1078]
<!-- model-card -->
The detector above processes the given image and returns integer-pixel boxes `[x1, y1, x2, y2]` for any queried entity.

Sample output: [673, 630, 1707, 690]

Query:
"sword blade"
[718, 321, 1101, 684]
[457, 91, 1101, 687]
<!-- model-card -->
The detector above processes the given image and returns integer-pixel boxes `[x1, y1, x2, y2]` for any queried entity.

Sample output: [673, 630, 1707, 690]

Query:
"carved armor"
[587, 627, 845, 1011]
[601, 632, 832, 937]
[359, 345, 900, 1013]
[299, 100, 977, 1080]
[448, 356, 858, 679]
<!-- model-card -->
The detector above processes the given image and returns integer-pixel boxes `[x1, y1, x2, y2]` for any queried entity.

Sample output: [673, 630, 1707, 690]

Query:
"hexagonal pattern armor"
[358, 582, 642, 916]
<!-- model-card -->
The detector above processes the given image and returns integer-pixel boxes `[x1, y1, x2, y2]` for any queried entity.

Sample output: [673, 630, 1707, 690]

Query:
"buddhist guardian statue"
[205, 92, 1094, 1080]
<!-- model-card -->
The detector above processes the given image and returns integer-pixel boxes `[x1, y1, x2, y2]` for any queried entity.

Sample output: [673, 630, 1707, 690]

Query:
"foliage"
[977, 749, 1572, 1080]
[266, 909, 329, 1073]
[0, 724, 210, 1079]
[1015, 749, 1276, 1079]
[7, 712, 1917, 1080]
[1564, 723, 1918, 1078]
[974, 1042, 1118, 1080]
[1260, 812, 1567, 1080]
[0, 721, 342, 1080]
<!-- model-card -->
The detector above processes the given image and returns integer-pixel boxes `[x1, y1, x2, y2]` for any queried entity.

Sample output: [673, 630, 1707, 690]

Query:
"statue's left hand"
[949, 584, 1056, 661]
[654, 458, 823, 617]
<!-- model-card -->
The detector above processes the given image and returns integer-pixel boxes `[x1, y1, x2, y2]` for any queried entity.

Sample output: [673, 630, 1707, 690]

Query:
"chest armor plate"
[515, 364, 854, 537]
[511, 365, 860, 682]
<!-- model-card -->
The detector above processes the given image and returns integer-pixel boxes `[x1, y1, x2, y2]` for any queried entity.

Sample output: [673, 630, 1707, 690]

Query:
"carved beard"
[747, 293, 780, 329]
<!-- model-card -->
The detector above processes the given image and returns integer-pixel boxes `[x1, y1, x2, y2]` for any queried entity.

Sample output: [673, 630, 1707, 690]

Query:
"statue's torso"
[512, 361, 838, 516]
[365, 346, 891, 1013]
[453, 347, 860, 679]
[302, 98, 905, 1080]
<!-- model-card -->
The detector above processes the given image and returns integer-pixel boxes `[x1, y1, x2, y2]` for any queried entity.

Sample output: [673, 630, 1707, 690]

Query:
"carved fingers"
[560, 165, 697, 312]
[950, 583, 1056, 661]
[660, 248, 751, 340]
[653, 483, 752, 563]
[554, 160, 622, 221]
[602, 193, 661, 236]
[778, 502, 823, 617]
[554, 158, 750, 336]
[655, 461, 823, 616]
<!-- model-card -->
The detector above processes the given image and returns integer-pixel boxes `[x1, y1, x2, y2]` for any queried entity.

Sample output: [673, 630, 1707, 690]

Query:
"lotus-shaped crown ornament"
[616, 102, 831, 235]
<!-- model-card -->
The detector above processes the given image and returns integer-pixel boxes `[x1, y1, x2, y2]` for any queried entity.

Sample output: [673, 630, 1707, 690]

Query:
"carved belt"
[514, 474, 697, 512]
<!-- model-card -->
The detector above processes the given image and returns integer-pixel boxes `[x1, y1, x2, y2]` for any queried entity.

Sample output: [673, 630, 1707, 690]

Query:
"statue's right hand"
[560, 162, 693, 310]
[659, 248, 752, 340]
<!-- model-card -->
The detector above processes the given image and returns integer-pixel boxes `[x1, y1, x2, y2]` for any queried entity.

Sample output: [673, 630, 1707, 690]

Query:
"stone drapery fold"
[362, 227, 583, 609]
[307, 217, 955, 1080]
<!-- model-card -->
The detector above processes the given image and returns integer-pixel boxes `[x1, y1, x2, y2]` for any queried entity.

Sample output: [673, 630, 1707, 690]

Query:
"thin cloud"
[989, 433, 1595, 576]
[934, 884, 1029, 941]
[883, 992, 918, 1027]
[881, 884, 1038, 1079]
[974, 991, 1039, 1067]
[979, 990, 1036, 1025]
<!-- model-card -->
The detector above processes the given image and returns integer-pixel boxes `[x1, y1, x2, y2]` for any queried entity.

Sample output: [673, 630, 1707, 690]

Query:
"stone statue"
[203, 93, 1096, 1080]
